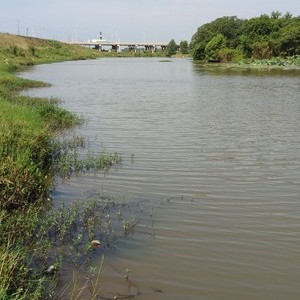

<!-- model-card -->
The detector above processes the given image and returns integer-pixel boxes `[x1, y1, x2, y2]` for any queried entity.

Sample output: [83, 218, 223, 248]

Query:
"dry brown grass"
[0, 33, 51, 49]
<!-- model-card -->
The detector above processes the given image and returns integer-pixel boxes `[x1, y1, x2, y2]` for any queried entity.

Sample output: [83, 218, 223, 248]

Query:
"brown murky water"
[21, 58, 300, 299]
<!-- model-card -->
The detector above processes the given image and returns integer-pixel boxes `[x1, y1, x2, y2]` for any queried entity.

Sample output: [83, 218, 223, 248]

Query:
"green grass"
[0, 33, 124, 299]
[0, 76, 81, 210]
[0, 207, 52, 300]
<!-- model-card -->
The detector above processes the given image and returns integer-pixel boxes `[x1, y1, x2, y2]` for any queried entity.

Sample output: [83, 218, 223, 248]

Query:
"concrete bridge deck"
[68, 41, 168, 51]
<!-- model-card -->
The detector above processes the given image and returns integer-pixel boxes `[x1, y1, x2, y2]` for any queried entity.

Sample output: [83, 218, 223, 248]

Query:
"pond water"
[21, 58, 300, 300]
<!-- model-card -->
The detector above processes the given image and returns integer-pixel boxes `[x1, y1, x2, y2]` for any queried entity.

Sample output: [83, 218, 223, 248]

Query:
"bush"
[218, 47, 244, 62]
[205, 34, 227, 61]
[251, 41, 273, 59]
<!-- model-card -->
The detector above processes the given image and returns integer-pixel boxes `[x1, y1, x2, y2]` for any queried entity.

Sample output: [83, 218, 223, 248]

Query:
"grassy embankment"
[0, 33, 124, 299]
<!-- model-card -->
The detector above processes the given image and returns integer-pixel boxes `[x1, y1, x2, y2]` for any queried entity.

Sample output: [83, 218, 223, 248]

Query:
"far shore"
[193, 61, 300, 72]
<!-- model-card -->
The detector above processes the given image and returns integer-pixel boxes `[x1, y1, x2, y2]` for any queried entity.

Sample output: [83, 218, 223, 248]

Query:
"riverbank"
[2, 33, 299, 299]
[0, 34, 123, 299]
[194, 55, 300, 71]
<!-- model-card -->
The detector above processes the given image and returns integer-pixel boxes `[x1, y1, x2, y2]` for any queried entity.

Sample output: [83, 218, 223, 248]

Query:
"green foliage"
[205, 34, 227, 61]
[218, 47, 244, 63]
[242, 15, 278, 38]
[36, 103, 81, 131]
[46, 39, 62, 48]
[271, 11, 282, 19]
[251, 41, 273, 59]
[0, 207, 50, 300]
[251, 55, 300, 66]
[191, 16, 244, 60]
[0, 100, 51, 210]
[167, 39, 178, 56]
[191, 12, 300, 61]
[0, 73, 49, 91]
[279, 18, 300, 56]
[179, 40, 189, 54]
[0, 193, 135, 299]
[10, 45, 20, 56]
[0, 32, 129, 299]
[0, 92, 83, 210]
[56, 137, 122, 180]
[0, 33, 101, 67]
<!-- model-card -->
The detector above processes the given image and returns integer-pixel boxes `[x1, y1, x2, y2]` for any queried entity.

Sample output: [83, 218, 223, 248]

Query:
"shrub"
[205, 34, 227, 61]
[218, 47, 244, 62]
[251, 41, 273, 59]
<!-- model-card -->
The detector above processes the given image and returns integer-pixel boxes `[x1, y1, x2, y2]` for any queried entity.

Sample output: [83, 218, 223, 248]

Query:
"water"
[21, 58, 300, 299]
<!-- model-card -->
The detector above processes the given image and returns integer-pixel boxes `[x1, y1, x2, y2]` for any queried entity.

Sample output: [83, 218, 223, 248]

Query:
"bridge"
[68, 40, 169, 52]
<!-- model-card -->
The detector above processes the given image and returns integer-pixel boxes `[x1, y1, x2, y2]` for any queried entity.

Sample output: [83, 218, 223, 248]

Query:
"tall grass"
[0, 86, 82, 210]
[0, 33, 124, 299]
[0, 100, 50, 209]
[0, 207, 53, 300]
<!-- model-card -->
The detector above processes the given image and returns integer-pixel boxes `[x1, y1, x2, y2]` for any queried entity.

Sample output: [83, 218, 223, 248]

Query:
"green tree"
[218, 47, 244, 62]
[283, 12, 293, 19]
[242, 15, 277, 38]
[205, 34, 227, 61]
[190, 16, 244, 60]
[179, 40, 189, 54]
[279, 18, 300, 56]
[191, 12, 300, 60]
[251, 41, 272, 59]
[271, 11, 282, 19]
[167, 39, 178, 56]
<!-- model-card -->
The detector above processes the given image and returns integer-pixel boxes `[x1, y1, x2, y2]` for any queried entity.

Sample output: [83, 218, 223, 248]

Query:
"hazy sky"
[1, 0, 299, 43]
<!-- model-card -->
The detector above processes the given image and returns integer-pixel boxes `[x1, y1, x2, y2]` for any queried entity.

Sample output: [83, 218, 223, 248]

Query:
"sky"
[1, 0, 299, 43]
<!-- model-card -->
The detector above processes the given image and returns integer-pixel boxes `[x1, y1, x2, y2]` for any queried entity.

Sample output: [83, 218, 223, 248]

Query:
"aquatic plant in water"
[53, 134, 122, 181]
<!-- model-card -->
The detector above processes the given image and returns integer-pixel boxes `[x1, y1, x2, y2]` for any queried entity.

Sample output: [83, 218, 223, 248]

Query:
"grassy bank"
[0, 33, 100, 65]
[0, 34, 122, 299]
[0, 33, 168, 64]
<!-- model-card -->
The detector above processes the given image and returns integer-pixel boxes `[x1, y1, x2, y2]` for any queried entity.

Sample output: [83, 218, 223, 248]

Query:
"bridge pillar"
[128, 45, 136, 52]
[111, 45, 120, 52]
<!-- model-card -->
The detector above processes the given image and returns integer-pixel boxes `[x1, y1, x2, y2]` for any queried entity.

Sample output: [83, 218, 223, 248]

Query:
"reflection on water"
[21, 58, 300, 299]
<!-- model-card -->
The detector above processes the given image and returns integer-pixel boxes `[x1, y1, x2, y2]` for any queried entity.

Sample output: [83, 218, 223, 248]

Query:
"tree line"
[167, 39, 189, 56]
[189, 11, 300, 62]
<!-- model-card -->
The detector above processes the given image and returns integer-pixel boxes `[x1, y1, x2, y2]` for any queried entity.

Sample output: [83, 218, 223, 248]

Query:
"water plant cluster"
[55, 135, 121, 181]
[251, 54, 300, 67]
[51, 196, 139, 299]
